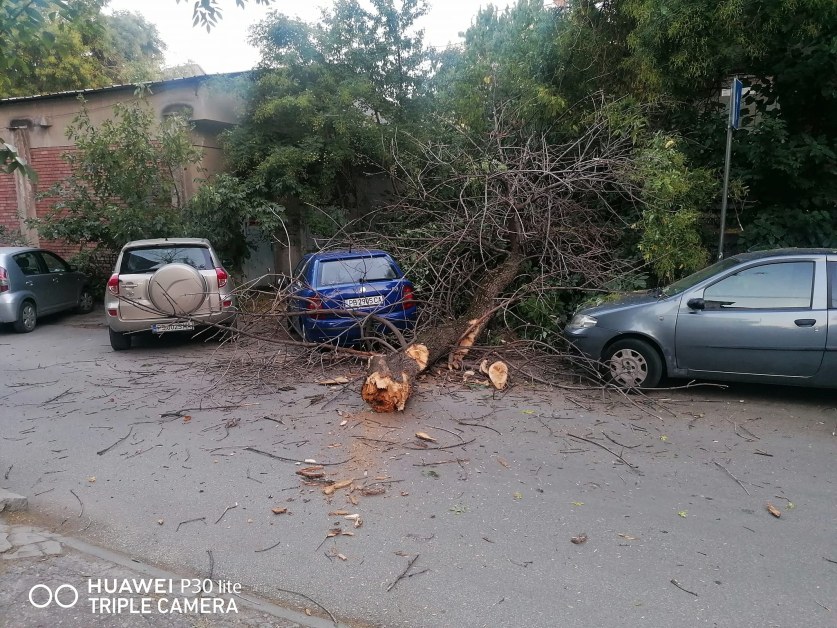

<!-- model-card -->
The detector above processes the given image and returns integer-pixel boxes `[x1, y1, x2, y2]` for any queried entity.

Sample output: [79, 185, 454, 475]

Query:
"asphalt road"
[1, 310, 836, 627]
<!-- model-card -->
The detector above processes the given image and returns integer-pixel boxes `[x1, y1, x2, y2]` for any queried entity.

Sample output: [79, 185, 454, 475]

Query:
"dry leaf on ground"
[296, 465, 325, 478]
[571, 534, 588, 544]
[415, 431, 437, 442]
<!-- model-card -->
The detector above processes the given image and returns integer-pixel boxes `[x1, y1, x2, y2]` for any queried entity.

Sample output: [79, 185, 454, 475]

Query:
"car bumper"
[302, 309, 416, 344]
[106, 309, 237, 333]
[0, 293, 26, 323]
[564, 326, 615, 361]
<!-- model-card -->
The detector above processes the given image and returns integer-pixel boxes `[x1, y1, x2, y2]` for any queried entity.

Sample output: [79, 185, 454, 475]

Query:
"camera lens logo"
[29, 584, 79, 609]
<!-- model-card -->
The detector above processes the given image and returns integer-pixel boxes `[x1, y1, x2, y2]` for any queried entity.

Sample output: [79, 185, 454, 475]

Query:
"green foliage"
[223, 0, 432, 211]
[633, 133, 714, 282]
[1, 138, 37, 181]
[430, 0, 567, 136]
[182, 174, 286, 268]
[0, 0, 166, 98]
[34, 98, 203, 253]
[178, 0, 273, 31]
[0, 224, 27, 246]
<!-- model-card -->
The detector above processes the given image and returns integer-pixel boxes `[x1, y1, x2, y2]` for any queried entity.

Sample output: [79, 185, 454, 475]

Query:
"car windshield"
[318, 257, 397, 286]
[661, 257, 742, 297]
[121, 246, 213, 273]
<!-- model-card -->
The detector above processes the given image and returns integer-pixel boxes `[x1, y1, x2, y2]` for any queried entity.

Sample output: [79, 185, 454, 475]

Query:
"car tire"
[13, 300, 37, 333]
[77, 287, 95, 313]
[109, 327, 131, 351]
[603, 338, 663, 389]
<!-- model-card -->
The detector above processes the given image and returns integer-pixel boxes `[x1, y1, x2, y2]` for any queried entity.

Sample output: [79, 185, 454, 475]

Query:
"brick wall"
[0, 145, 78, 259]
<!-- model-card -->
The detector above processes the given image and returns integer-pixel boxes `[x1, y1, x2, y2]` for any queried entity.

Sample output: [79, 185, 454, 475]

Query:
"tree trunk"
[361, 248, 524, 412]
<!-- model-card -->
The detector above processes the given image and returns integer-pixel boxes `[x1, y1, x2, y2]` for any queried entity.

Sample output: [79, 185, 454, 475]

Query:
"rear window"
[318, 257, 398, 286]
[120, 246, 213, 274]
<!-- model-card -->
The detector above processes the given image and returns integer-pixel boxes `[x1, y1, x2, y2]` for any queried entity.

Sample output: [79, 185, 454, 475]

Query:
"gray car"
[0, 247, 94, 333]
[565, 248, 837, 389]
[104, 238, 236, 350]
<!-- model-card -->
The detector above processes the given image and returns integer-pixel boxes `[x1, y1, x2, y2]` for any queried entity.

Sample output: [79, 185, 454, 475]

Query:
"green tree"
[35, 97, 202, 253]
[223, 0, 432, 213]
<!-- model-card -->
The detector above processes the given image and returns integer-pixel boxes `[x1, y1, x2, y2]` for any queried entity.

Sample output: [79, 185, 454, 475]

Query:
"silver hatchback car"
[0, 247, 94, 332]
[104, 238, 236, 350]
[565, 248, 837, 389]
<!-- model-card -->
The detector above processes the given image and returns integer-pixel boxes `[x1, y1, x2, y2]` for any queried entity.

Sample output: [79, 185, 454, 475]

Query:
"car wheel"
[77, 287, 95, 313]
[13, 300, 37, 333]
[109, 327, 131, 351]
[603, 339, 662, 389]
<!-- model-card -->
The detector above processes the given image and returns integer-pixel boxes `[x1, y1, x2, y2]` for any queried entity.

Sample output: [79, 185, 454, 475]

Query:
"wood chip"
[323, 479, 354, 495]
[766, 503, 782, 518]
[296, 465, 324, 478]
[571, 534, 588, 544]
[329, 510, 350, 516]
[271, 507, 288, 515]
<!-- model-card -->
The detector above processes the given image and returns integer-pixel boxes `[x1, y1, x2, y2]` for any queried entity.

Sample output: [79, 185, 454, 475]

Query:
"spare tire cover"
[148, 263, 207, 315]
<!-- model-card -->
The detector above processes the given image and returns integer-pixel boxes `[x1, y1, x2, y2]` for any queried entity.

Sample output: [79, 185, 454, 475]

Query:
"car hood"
[579, 291, 667, 317]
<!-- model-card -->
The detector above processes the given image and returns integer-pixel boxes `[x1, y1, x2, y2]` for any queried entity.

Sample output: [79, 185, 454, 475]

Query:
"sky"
[106, 0, 515, 74]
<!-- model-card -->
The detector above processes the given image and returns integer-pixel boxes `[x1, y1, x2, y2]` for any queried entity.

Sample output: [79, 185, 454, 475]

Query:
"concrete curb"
[0, 489, 28, 512]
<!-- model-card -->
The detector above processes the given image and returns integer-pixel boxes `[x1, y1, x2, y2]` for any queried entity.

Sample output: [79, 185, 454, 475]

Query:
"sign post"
[718, 77, 742, 260]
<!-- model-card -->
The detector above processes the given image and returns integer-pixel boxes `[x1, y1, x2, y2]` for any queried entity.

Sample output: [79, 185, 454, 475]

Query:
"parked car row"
[10, 242, 837, 393]
[1, 242, 418, 354]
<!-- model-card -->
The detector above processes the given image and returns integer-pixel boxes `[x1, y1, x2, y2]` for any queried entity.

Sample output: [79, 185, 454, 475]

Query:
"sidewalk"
[0, 511, 337, 628]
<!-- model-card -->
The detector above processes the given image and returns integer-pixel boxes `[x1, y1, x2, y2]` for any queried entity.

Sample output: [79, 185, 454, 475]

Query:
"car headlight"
[567, 314, 598, 330]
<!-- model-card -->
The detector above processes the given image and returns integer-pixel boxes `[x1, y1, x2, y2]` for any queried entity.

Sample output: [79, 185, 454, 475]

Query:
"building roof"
[0, 72, 247, 105]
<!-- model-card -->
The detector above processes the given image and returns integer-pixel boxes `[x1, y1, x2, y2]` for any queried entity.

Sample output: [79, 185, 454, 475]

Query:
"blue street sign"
[729, 77, 742, 130]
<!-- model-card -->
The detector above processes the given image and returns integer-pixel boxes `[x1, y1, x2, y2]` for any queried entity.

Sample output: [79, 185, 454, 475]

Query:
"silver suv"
[105, 238, 236, 350]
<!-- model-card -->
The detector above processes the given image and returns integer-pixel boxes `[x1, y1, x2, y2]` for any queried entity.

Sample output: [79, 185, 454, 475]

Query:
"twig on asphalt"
[713, 461, 751, 496]
[215, 503, 238, 524]
[125, 445, 158, 459]
[823, 557, 837, 565]
[255, 540, 282, 553]
[246, 468, 263, 483]
[4, 465, 11, 480]
[97, 426, 133, 456]
[387, 555, 420, 592]
[670, 579, 698, 597]
[567, 433, 639, 472]
[275, 588, 337, 627]
[412, 459, 469, 467]
[176, 517, 207, 532]
[456, 420, 501, 435]
[753, 449, 773, 457]
[602, 431, 640, 449]
[34, 488, 54, 497]
[42, 388, 73, 405]
[244, 447, 351, 466]
[69, 489, 84, 518]
[428, 425, 464, 441]
[814, 600, 831, 612]
[404, 438, 476, 451]
[207, 550, 215, 580]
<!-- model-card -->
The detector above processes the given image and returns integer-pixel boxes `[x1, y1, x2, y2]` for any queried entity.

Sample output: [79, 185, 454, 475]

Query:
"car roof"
[0, 247, 39, 255]
[120, 238, 211, 249]
[731, 248, 837, 262]
[302, 249, 393, 262]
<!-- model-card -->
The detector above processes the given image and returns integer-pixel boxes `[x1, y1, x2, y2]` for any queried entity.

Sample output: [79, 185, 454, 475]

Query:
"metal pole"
[718, 123, 733, 260]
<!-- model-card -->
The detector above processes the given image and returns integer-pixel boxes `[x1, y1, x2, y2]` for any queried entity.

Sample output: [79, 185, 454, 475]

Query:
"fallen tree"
[356, 111, 640, 411]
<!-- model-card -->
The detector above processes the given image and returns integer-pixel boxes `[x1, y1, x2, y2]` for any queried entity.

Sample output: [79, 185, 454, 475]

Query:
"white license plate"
[151, 322, 195, 334]
[344, 296, 384, 308]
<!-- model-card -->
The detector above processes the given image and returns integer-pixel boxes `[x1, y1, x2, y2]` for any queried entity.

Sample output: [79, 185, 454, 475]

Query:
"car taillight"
[215, 267, 228, 288]
[107, 273, 119, 296]
[402, 285, 415, 309]
[0, 267, 8, 293]
[307, 296, 325, 320]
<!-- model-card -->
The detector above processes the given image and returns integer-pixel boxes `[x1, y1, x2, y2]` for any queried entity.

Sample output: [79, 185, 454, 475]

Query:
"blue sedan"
[288, 250, 417, 345]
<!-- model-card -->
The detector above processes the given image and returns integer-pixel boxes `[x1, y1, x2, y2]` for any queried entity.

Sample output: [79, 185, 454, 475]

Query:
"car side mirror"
[687, 297, 705, 310]
[68, 264, 77, 272]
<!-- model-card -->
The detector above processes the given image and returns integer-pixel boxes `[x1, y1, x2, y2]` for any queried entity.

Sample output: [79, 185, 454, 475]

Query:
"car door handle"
[794, 319, 816, 327]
